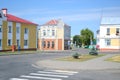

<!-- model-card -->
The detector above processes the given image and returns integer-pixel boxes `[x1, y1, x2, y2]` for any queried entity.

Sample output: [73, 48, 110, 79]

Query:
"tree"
[80, 28, 94, 46]
[73, 35, 82, 47]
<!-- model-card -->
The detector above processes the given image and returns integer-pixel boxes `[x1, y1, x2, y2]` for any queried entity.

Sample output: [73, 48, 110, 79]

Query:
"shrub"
[72, 53, 81, 59]
[89, 47, 98, 55]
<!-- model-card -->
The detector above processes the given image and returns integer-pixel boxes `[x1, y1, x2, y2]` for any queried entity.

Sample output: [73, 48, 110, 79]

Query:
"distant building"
[38, 19, 71, 50]
[97, 17, 120, 51]
[0, 8, 38, 51]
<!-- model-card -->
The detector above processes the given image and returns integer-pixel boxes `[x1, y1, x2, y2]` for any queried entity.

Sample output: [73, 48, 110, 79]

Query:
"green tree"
[80, 28, 94, 46]
[73, 35, 82, 47]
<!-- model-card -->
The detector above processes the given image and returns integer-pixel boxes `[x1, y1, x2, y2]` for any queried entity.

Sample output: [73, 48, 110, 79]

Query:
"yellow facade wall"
[111, 39, 120, 46]
[1, 21, 37, 51]
[110, 27, 116, 35]
[20, 23, 37, 49]
[2, 21, 8, 50]
[28, 25, 37, 48]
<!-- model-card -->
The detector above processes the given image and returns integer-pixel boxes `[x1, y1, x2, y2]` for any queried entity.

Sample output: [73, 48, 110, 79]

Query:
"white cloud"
[10, 6, 120, 24]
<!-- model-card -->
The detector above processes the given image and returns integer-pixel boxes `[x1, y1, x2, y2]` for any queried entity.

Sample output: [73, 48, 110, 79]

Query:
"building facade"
[97, 17, 120, 51]
[0, 8, 37, 51]
[38, 19, 71, 50]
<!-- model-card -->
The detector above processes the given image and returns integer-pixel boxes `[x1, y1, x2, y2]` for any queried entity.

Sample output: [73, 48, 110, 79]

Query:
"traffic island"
[56, 54, 105, 62]
[106, 55, 120, 63]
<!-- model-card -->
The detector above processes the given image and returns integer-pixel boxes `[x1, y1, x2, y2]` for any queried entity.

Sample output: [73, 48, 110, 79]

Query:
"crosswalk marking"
[30, 73, 68, 78]
[38, 71, 74, 75]
[10, 69, 78, 80]
[9, 78, 28, 80]
[51, 70, 78, 74]
[20, 75, 62, 80]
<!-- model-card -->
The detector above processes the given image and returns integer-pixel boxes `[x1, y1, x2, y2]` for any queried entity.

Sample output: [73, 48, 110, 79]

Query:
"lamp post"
[118, 29, 120, 52]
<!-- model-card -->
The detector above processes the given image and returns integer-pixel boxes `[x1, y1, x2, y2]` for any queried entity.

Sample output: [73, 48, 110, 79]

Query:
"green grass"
[56, 54, 105, 62]
[0, 50, 41, 56]
[106, 55, 120, 63]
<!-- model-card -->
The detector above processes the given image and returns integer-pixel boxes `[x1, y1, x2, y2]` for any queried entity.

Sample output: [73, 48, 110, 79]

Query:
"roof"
[44, 19, 58, 25]
[6, 14, 37, 25]
[43, 19, 70, 27]
[101, 17, 120, 25]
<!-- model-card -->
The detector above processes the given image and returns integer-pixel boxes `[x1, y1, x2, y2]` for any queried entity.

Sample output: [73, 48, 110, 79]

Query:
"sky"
[1, 0, 120, 36]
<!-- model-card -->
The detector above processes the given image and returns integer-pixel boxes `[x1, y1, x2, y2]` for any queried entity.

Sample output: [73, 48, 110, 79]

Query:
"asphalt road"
[0, 49, 120, 80]
[0, 52, 73, 80]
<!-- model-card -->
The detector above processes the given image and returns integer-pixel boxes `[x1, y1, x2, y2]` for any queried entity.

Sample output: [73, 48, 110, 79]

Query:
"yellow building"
[97, 17, 120, 51]
[0, 8, 38, 52]
[38, 19, 71, 50]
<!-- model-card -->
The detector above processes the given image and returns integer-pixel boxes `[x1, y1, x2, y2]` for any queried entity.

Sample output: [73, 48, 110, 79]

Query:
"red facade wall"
[58, 39, 62, 50]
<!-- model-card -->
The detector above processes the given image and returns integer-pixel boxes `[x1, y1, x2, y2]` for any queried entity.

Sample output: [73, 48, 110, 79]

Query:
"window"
[0, 14, 2, 18]
[24, 40, 28, 46]
[52, 41, 54, 48]
[8, 26, 12, 33]
[47, 41, 50, 48]
[116, 28, 120, 35]
[17, 39, 20, 46]
[0, 25, 2, 32]
[52, 30, 55, 36]
[105, 39, 111, 46]
[43, 41, 46, 48]
[16, 27, 20, 33]
[24, 28, 28, 34]
[43, 30, 46, 36]
[0, 39, 1, 47]
[106, 28, 110, 35]
[8, 39, 12, 46]
[47, 29, 50, 36]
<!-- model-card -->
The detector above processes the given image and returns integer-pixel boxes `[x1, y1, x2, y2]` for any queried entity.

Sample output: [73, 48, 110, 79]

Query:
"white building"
[38, 19, 71, 50]
[97, 17, 120, 51]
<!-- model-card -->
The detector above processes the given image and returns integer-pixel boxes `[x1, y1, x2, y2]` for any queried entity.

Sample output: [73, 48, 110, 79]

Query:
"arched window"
[52, 41, 54, 48]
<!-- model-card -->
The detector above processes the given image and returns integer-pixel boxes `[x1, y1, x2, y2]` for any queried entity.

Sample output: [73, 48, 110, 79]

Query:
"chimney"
[2, 8, 7, 17]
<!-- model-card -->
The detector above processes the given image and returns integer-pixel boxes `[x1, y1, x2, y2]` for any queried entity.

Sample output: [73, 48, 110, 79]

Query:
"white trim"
[7, 22, 12, 46]
[24, 28, 29, 48]
[0, 20, 3, 50]
[16, 23, 21, 46]
[0, 39, 2, 50]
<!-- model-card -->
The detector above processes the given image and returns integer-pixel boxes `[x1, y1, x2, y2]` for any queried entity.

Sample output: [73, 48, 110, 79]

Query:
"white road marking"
[21, 75, 62, 80]
[30, 73, 68, 78]
[38, 71, 74, 75]
[9, 78, 28, 80]
[51, 70, 78, 74]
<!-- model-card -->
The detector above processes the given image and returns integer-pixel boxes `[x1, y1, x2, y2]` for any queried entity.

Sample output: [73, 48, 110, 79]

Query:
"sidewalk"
[36, 54, 120, 70]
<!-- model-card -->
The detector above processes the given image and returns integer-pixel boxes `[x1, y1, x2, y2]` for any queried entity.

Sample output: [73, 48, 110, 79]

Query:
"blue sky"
[1, 0, 120, 36]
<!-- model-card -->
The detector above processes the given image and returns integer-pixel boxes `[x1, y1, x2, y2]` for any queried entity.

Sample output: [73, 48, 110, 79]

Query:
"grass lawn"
[56, 54, 105, 62]
[106, 55, 120, 63]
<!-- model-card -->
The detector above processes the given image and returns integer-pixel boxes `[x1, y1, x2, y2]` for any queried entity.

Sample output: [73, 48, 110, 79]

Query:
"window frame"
[52, 30, 55, 36]
[116, 28, 120, 35]
[43, 30, 46, 36]
[47, 41, 50, 48]
[24, 40, 28, 46]
[24, 28, 28, 34]
[0, 39, 1, 47]
[106, 28, 110, 35]
[16, 26, 20, 33]
[52, 41, 54, 48]
[17, 39, 20, 46]
[8, 39, 12, 46]
[8, 26, 12, 33]
[0, 25, 2, 32]
[105, 39, 111, 46]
